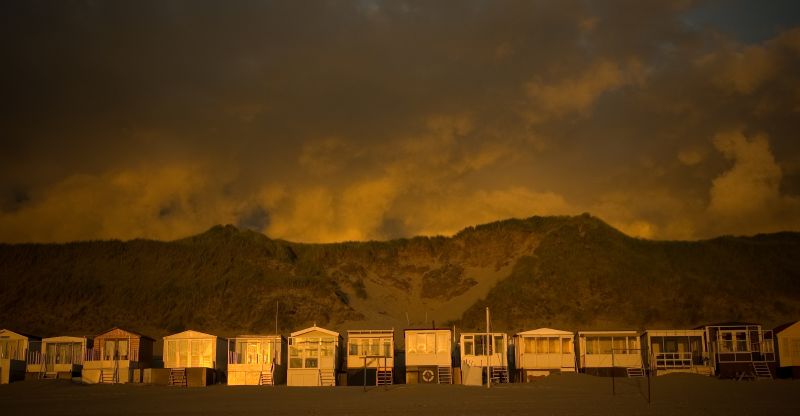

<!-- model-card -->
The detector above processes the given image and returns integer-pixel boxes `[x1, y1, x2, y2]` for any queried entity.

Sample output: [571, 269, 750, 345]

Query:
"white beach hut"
[459, 332, 509, 385]
[577, 330, 643, 377]
[775, 321, 800, 378]
[0, 329, 40, 384]
[227, 335, 286, 385]
[287, 325, 341, 386]
[404, 328, 452, 384]
[346, 329, 394, 386]
[514, 328, 576, 381]
[26, 335, 89, 380]
[162, 330, 227, 386]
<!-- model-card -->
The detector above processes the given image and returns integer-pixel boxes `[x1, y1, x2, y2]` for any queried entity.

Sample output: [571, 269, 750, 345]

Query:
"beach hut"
[642, 329, 712, 376]
[162, 330, 227, 386]
[774, 321, 800, 378]
[82, 327, 154, 384]
[702, 322, 776, 379]
[577, 330, 643, 377]
[227, 335, 286, 385]
[459, 332, 509, 385]
[287, 325, 341, 386]
[513, 328, 576, 381]
[0, 329, 40, 384]
[346, 329, 394, 386]
[404, 328, 452, 384]
[26, 336, 90, 380]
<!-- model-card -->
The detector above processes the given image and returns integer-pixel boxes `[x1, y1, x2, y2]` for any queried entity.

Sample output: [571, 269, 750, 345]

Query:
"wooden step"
[437, 366, 452, 384]
[258, 371, 274, 386]
[100, 369, 116, 384]
[626, 367, 645, 378]
[491, 366, 510, 383]
[319, 370, 336, 386]
[169, 368, 188, 387]
[377, 368, 393, 386]
[753, 362, 772, 380]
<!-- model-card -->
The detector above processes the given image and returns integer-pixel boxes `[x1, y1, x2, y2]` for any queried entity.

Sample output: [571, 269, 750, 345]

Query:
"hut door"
[104, 340, 116, 360]
[246, 342, 258, 364]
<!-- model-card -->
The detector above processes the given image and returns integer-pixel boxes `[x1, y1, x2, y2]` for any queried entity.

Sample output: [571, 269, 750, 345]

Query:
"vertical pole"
[612, 348, 615, 396]
[275, 301, 279, 335]
[363, 353, 367, 392]
[486, 307, 491, 389]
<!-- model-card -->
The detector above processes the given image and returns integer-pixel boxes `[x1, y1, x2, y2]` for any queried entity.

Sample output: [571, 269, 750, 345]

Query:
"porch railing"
[83, 348, 139, 362]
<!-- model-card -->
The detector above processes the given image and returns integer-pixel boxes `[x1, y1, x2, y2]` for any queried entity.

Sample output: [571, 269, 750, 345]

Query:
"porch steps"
[40, 372, 58, 380]
[377, 368, 393, 386]
[258, 371, 274, 386]
[626, 367, 645, 378]
[319, 369, 336, 386]
[491, 366, 510, 383]
[437, 366, 452, 384]
[100, 369, 116, 384]
[169, 368, 187, 387]
[753, 362, 772, 380]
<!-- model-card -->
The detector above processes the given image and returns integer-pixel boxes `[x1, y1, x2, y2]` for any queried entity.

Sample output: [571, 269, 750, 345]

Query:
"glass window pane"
[562, 338, 572, 354]
[305, 358, 318, 368]
[548, 338, 558, 354]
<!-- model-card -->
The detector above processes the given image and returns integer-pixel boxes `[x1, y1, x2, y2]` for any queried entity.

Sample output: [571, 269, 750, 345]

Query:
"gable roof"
[96, 327, 155, 341]
[290, 325, 339, 338]
[695, 322, 761, 329]
[516, 328, 574, 336]
[774, 321, 800, 334]
[0, 329, 41, 340]
[163, 329, 219, 340]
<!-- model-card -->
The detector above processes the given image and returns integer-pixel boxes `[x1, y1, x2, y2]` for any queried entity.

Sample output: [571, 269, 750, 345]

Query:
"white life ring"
[421, 369, 435, 382]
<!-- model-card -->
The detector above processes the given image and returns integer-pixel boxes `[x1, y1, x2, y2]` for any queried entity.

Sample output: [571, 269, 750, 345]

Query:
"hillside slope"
[1, 214, 798, 339]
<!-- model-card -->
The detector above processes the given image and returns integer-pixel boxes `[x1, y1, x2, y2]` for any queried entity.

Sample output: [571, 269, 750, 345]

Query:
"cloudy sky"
[2, 0, 800, 243]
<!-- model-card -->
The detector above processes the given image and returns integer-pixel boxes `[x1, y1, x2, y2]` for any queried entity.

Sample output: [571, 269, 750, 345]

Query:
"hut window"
[720, 332, 734, 352]
[464, 336, 474, 355]
[547, 337, 558, 354]
[735, 332, 748, 352]
[382, 339, 392, 357]
[321, 340, 334, 356]
[561, 338, 572, 354]
[474, 335, 487, 355]
[406, 334, 416, 354]
[495, 336, 505, 354]
[104, 340, 116, 360]
[290, 358, 302, 368]
[349, 341, 360, 356]
[369, 339, 380, 356]
[523, 338, 534, 354]
[536, 338, 547, 354]
[598, 337, 613, 354]
[118, 340, 129, 360]
[436, 333, 449, 354]
[613, 337, 626, 353]
[305, 358, 318, 368]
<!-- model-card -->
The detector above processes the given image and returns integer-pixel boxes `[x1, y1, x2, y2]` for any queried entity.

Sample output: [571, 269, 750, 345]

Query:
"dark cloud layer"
[1, 0, 799, 243]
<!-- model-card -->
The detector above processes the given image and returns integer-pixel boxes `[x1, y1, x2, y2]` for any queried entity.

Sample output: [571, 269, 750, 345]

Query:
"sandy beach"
[1, 374, 798, 415]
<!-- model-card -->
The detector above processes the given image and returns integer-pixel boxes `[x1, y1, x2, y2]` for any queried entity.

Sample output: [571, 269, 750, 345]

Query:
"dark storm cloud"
[1, 0, 799, 242]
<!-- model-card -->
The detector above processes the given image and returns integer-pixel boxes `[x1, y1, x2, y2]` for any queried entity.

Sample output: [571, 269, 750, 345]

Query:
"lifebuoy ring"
[422, 369, 435, 382]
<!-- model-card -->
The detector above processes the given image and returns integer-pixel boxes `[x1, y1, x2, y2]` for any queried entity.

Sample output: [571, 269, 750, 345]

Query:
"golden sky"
[1, 1, 800, 243]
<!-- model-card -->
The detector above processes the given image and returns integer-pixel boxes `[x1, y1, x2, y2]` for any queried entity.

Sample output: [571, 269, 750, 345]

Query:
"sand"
[1, 374, 798, 415]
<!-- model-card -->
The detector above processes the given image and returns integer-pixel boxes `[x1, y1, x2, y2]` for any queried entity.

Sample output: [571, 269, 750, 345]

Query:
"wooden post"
[486, 307, 491, 389]
[612, 348, 616, 396]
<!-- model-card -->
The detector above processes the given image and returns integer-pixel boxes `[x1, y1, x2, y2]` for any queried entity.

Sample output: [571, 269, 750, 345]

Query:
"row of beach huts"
[2, 321, 800, 386]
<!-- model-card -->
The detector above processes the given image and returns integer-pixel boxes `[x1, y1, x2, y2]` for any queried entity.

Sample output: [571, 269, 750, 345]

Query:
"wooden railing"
[84, 348, 139, 362]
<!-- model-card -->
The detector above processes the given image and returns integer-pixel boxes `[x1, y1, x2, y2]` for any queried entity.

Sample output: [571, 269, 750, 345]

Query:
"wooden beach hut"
[0, 329, 40, 384]
[162, 330, 227, 386]
[227, 335, 286, 385]
[774, 321, 800, 378]
[345, 329, 394, 386]
[702, 322, 776, 379]
[513, 328, 576, 381]
[577, 330, 643, 377]
[26, 336, 90, 380]
[287, 325, 341, 386]
[404, 328, 452, 384]
[642, 329, 712, 376]
[82, 327, 154, 384]
[459, 332, 510, 385]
